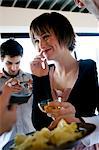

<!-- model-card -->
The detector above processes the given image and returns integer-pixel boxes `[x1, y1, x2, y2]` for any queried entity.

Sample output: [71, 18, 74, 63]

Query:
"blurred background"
[0, 0, 99, 82]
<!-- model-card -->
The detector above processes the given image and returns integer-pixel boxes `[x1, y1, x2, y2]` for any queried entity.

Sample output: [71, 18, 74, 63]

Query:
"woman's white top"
[82, 115, 99, 147]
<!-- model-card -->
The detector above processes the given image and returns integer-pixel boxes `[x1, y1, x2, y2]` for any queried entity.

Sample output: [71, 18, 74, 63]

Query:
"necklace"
[49, 61, 79, 102]
[49, 66, 71, 102]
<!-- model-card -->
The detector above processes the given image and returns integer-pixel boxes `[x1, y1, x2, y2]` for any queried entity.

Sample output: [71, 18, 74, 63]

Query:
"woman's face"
[32, 31, 63, 60]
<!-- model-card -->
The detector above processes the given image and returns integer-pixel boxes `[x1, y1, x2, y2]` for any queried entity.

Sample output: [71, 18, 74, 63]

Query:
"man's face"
[74, 0, 99, 20]
[2, 55, 21, 75]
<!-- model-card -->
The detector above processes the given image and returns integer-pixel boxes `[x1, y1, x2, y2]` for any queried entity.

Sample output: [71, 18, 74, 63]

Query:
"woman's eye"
[43, 35, 49, 40]
[34, 39, 39, 44]
[33, 39, 39, 45]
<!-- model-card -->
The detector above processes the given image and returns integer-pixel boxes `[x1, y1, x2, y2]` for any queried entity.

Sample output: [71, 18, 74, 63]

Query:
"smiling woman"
[29, 11, 98, 128]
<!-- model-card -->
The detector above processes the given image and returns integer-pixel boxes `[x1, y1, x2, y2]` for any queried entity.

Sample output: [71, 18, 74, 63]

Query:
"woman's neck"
[54, 56, 77, 77]
[51, 59, 79, 91]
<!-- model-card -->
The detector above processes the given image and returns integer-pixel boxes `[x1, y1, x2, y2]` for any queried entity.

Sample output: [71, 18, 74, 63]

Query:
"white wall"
[0, 6, 99, 33]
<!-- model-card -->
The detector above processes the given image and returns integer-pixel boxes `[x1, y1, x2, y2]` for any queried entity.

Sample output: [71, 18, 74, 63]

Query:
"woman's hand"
[45, 101, 76, 119]
[48, 115, 80, 130]
[44, 101, 80, 130]
[30, 55, 49, 77]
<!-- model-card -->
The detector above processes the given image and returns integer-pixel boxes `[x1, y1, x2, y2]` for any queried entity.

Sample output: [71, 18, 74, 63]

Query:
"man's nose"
[11, 64, 17, 71]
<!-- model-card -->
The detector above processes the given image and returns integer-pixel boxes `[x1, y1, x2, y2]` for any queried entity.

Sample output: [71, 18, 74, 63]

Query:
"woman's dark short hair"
[30, 12, 76, 51]
[0, 39, 23, 58]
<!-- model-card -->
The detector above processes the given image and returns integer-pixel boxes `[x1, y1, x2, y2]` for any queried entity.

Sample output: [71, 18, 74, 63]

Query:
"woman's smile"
[43, 48, 53, 58]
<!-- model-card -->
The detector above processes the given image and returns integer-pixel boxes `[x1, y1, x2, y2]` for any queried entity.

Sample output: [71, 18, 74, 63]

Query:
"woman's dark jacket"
[32, 59, 99, 130]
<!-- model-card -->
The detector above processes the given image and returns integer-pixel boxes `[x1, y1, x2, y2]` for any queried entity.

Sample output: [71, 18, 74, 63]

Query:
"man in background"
[0, 39, 35, 149]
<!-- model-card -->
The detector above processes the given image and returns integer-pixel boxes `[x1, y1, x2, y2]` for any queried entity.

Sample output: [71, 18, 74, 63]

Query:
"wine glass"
[38, 96, 62, 113]
[38, 98, 53, 113]
[38, 88, 71, 113]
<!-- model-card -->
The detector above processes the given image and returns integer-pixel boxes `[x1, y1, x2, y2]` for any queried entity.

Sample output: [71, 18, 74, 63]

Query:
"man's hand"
[3, 78, 23, 96]
[0, 104, 17, 134]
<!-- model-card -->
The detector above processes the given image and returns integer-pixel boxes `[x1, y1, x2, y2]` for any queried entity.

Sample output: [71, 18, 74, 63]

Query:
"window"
[0, 34, 99, 81]
[74, 34, 99, 82]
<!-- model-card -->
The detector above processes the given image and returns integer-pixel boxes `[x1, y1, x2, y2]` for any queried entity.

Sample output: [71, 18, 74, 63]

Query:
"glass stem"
[58, 97, 62, 102]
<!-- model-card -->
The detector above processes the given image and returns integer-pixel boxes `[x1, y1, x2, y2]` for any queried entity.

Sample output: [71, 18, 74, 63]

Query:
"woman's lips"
[43, 48, 52, 54]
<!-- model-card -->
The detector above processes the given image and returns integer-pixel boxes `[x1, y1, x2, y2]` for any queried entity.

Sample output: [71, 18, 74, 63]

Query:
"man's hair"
[0, 39, 23, 58]
[30, 12, 76, 51]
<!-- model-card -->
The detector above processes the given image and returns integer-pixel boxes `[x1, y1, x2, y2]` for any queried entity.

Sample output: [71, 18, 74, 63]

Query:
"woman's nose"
[39, 39, 47, 50]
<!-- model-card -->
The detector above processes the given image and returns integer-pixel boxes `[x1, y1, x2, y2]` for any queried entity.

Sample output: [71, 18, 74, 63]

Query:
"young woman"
[30, 12, 98, 131]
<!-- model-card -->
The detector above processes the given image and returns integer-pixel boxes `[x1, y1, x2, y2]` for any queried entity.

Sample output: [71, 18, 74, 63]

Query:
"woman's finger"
[48, 116, 80, 130]
[48, 117, 61, 130]
[47, 101, 76, 113]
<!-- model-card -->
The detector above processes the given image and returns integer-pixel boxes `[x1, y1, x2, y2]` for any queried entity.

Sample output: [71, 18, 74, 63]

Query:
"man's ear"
[1, 57, 4, 62]
[74, 0, 85, 8]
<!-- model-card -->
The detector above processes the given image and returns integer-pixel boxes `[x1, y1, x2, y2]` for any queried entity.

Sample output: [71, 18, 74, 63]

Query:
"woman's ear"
[74, 0, 85, 8]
